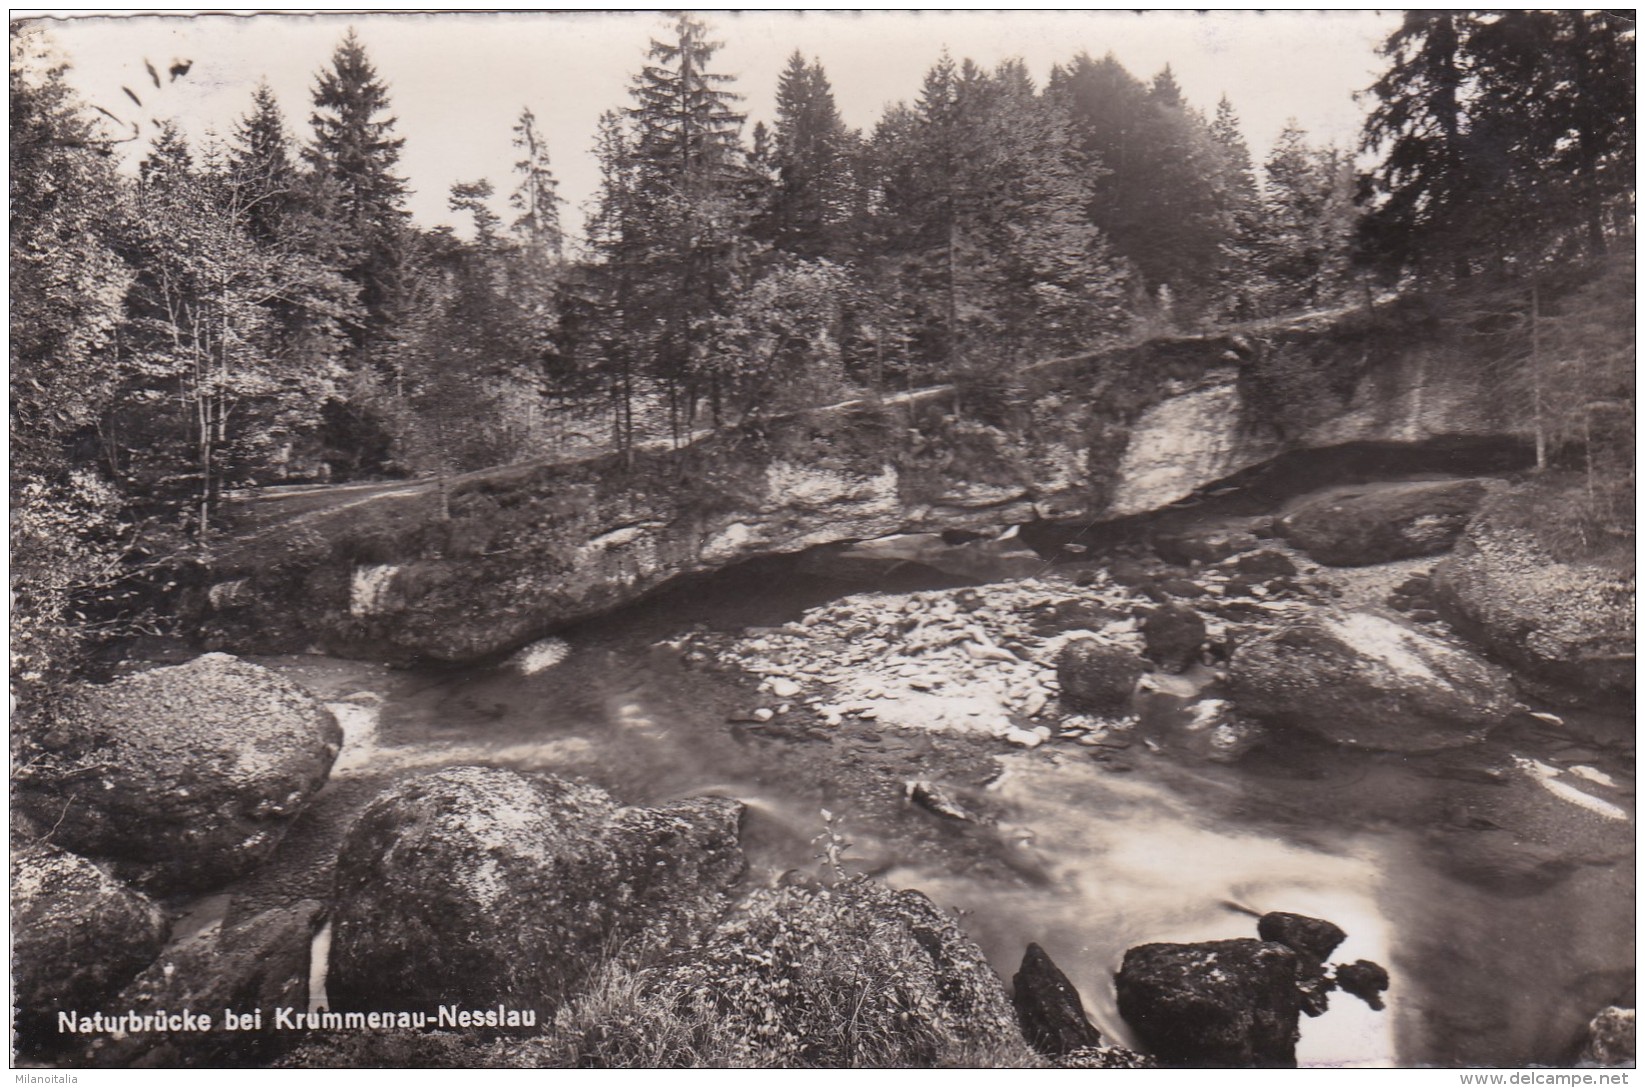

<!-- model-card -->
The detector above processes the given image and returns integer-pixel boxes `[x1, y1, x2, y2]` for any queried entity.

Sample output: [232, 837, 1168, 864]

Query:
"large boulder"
[1227, 610, 1517, 751]
[1056, 639, 1145, 712]
[1279, 478, 1499, 566]
[327, 766, 744, 1018]
[1116, 939, 1307, 1068]
[1432, 478, 1634, 705]
[77, 899, 325, 1068]
[537, 876, 1033, 1068]
[15, 654, 342, 893]
[1013, 942, 1103, 1057]
[12, 843, 171, 1058]
[1141, 603, 1207, 674]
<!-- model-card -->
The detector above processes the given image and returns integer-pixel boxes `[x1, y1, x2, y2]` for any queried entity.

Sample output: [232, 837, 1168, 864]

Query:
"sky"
[21, 9, 1403, 245]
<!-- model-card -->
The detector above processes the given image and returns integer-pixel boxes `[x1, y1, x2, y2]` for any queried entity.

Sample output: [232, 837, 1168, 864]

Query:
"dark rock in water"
[1227, 610, 1516, 751]
[12, 843, 170, 1059]
[1140, 604, 1207, 674]
[1279, 478, 1499, 566]
[1030, 599, 1123, 636]
[1072, 569, 1098, 587]
[328, 766, 743, 1017]
[1108, 558, 1155, 587]
[1013, 942, 1103, 1057]
[1258, 911, 1347, 963]
[906, 779, 977, 824]
[1232, 549, 1298, 580]
[15, 654, 341, 893]
[1335, 960, 1391, 1012]
[1432, 476, 1634, 706]
[1256, 912, 1345, 1017]
[1407, 608, 1441, 624]
[1157, 576, 1208, 598]
[79, 900, 325, 1067]
[1580, 1006, 1636, 1067]
[1154, 526, 1260, 566]
[528, 877, 1035, 1068]
[1057, 638, 1146, 712]
[1116, 939, 1305, 1068]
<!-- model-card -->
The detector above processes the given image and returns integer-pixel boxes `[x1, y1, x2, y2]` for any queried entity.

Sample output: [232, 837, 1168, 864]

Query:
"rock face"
[1432, 478, 1634, 704]
[78, 900, 325, 1068]
[16, 655, 341, 893]
[1227, 610, 1517, 751]
[553, 877, 1033, 1068]
[1056, 639, 1145, 712]
[1279, 478, 1498, 566]
[327, 767, 744, 1017]
[1013, 942, 1103, 1057]
[12, 843, 171, 1057]
[201, 299, 1538, 665]
[1116, 939, 1307, 1068]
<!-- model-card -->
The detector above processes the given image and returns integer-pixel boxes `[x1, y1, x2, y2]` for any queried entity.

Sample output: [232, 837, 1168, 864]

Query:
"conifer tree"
[1209, 95, 1265, 319]
[306, 28, 410, 353]
[623, 12, 753, 433]
[510, 106, 564, 259]
[768, 51, 857, 258]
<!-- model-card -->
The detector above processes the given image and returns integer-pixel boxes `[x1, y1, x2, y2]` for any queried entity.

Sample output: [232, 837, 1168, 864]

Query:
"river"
[243, 554, 1633, 1068]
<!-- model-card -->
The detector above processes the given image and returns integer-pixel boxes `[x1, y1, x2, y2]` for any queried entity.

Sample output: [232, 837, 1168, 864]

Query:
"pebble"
[1003, 727, 1044, 749]
[752, 708, 775, 722]
[768, 678, 802, 699]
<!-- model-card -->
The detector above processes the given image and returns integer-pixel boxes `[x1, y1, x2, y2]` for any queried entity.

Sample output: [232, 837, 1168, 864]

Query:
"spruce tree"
[624, 13, 753, 433]
[768, 51, 857, 258]
[306, 28, 409, 353]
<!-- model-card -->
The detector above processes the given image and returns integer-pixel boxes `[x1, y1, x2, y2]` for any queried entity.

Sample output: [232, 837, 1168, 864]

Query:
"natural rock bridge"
[200, 299, 1530, 664]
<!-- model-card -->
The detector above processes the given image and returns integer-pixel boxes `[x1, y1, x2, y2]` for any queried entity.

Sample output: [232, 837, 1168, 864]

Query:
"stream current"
[247, 556, 1634, 1069]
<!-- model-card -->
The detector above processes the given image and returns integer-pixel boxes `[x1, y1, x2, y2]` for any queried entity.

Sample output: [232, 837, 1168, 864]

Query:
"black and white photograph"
[9, 7, 1635, 1073]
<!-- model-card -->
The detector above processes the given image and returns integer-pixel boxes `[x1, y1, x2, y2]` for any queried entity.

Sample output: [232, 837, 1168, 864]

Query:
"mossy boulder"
[327, 767, 744, 1018]
[1140, 603, 1207, 674]
[1227, 611, 1516, 751]
[1056, 638, 1145, 712]
[1431, 478, 1634, 705]
[12, 843, 170, 1058]
[536, 876, 1033, 1068]
[15, 654, 341, 893]
[1279, 478, 1499, 566]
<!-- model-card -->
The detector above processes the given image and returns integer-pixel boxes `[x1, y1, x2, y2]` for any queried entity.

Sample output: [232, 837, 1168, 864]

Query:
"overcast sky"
[25, 9, 1402, 244]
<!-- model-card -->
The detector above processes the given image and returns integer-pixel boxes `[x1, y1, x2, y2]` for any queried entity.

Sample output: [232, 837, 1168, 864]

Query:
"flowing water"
[252, 558, 1634, 1069]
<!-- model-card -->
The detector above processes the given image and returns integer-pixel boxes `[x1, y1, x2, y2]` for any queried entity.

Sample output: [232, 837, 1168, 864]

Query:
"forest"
[9, 11, 1636, 705]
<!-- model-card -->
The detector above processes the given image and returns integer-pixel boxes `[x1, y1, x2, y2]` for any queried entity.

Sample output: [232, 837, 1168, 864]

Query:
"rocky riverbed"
[12, 473, 1636, 1069]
